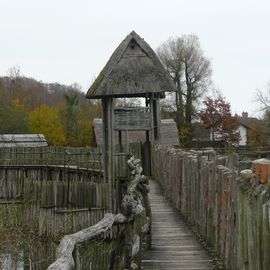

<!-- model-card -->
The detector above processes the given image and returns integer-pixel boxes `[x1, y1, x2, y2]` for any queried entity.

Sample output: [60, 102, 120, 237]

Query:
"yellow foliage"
[179, 126, 191, 147]
[29, 104, 66, 146]
[77, 111, 93, 146]
[11, 98, 24, 111]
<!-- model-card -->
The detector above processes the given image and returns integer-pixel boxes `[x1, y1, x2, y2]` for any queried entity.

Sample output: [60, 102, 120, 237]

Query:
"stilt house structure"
[86, 31, 175, 212]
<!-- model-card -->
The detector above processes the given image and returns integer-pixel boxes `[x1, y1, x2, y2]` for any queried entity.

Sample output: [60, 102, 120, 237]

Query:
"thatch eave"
[86, 92, 165, 100]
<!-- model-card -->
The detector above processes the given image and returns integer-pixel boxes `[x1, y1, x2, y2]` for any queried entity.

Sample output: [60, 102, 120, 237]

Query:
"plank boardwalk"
[141, 180, 215, 270]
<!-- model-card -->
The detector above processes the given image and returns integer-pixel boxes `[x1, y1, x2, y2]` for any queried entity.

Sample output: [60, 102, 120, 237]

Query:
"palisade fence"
[47, 155, 151, 270]
[0, 143, 144, 237]
[0, 146, 106, 237]
[0, 146, 102, 170]
[0, 143, 143, 177]
[152, 145, 270, 270]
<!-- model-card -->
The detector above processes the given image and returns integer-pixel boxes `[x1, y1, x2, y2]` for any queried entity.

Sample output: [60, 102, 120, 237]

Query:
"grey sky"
[1, 0, 270, 116]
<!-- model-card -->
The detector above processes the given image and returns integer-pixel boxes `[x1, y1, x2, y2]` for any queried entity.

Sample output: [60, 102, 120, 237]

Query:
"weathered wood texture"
[47, 155, 151, 270]
[94, 118, 179, 146]
[86, 31, 175, 99]
[237, 170, 270, 270]
[152, 145, 270, 270]
[0, 146, 102, 170]
[0, 165, 107, 236]
[114, 107, 151, 131]
[142, 180, 215, 270]
[114, 143, 143, 179]
[0, 134, 48, 147]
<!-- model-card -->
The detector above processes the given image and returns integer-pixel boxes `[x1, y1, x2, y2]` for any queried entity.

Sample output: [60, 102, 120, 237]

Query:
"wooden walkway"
[141, 180, 215, 270]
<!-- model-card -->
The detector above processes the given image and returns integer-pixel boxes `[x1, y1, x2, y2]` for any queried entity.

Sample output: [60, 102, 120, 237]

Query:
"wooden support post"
[153, 96, 161, 141]
[125, 130, 129, 153]
[102, 97, 115, 212]
[102, 98, 109, 184]
[149, 95, 155, 142]
[145, 97, 150, 142]
[109, 97, 116, 213]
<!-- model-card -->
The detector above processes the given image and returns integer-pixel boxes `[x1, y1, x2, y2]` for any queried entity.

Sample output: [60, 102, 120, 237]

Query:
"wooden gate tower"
[86, 31, 175, 212]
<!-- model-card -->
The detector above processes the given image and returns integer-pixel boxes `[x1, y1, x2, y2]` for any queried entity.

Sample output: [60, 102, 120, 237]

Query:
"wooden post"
[102, 97, 115, 212]
[102, 98, 109, 184]
[145, 97, 150, 142]
[153, 96, 161, 141]
[149, 94, 155, 142]
[109, 97, 116, 213]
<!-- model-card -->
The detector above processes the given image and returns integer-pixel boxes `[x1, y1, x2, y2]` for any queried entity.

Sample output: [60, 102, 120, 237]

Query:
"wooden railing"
[47, 155, 151, 270]
[152, 144, 270, 270]
[0, 146, 102, 171]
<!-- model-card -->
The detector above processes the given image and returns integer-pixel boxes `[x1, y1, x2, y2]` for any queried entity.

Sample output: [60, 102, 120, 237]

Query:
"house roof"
[191, 122, 211, 141]
[93, 118, 179, 146]
[0, 134, 48, 147]
[86, 31, 175, 99]
[239, 117, 270, 134]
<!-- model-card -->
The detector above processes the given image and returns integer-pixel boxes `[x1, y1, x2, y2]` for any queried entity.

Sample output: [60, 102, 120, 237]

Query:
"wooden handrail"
[47, 155, 151, 270]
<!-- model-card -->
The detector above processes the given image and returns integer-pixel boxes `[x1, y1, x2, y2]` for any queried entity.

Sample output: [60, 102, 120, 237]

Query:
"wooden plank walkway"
[141, 180, 215, 270]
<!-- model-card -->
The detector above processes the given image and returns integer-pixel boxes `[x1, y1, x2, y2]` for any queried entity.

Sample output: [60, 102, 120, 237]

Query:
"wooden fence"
[0, 146, 109, 237]
[0, 146, 102, 170]
[48, 155, 151, 270]
[0, 143, 145, 237]
[0, 165, 107, 236]
[152, 145, 270, 270]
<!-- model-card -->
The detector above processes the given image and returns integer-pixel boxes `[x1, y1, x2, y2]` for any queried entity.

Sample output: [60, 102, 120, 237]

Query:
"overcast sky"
[1, 0, 270, 116]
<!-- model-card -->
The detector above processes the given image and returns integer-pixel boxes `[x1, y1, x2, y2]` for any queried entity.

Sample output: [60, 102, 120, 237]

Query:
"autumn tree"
[0, 104, 29, 133]
[29, 104, 66, 145]
[247, 122, 270, 148]
[76, 111, 93, 146]
[0, 70, 101, 146]
[157, 34, 212, 131]
[199, 96, 240, 143]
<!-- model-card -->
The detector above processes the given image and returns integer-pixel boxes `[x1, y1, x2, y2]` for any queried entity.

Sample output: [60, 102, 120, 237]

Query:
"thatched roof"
[86, 31, 175, 99]
[0, 134, 48, 147]
[93, 118, 179, 146]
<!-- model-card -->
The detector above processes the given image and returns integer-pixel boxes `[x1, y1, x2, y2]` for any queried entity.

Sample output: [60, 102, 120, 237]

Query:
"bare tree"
[157, 34, 212, 129]
[255, 81, 270, 112]
[8, 65, 21, 79]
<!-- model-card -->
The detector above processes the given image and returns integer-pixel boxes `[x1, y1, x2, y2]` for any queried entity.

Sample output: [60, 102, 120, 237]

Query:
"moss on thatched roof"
[86, 31, 175, 99]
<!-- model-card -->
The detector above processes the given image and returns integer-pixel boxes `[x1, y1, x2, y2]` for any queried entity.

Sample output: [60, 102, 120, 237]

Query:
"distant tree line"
[0, 70, 101, 146]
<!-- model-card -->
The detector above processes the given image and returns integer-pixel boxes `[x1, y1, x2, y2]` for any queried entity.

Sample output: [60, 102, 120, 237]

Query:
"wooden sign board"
[114, 107, 151, 131]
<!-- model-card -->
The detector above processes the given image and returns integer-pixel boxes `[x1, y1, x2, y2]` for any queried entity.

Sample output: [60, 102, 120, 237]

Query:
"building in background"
[93, 118, 179, 147]
[238, 112, 270, 147]
[0, 134, 47, 147]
